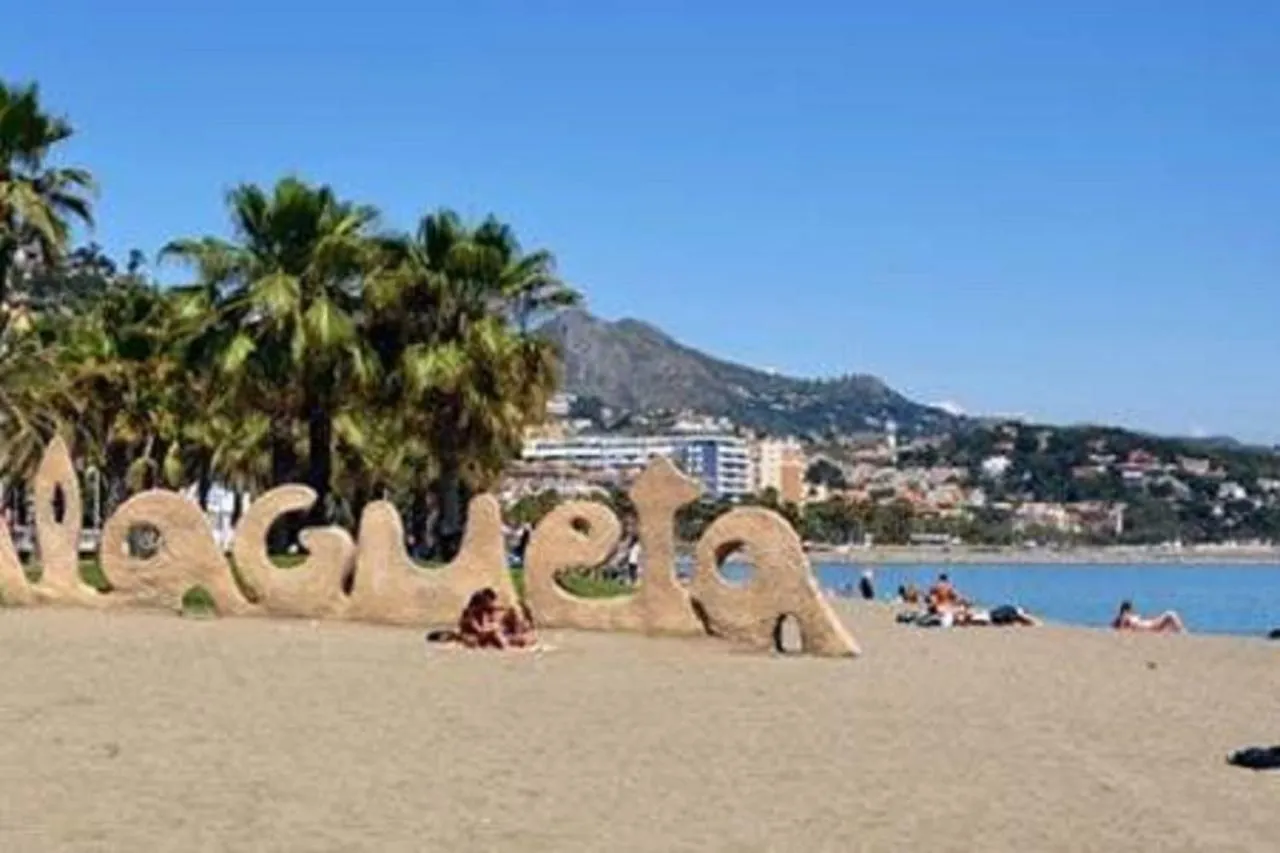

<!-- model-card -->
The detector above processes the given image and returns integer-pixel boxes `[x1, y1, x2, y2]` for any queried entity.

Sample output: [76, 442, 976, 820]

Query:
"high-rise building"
[751, 438, 807, 504]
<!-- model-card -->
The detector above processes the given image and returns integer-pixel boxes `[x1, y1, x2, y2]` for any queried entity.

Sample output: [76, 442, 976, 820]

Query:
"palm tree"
[0, 81, 95, 307]
[367, 209, 576, 559]
[0, 82, 95, 484]
[53, 281, 192, 516]
[473, 216, 580, 332]
[162, 177, 380, 523]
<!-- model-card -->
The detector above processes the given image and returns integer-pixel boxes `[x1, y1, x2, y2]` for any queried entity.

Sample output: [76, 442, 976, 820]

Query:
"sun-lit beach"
[4, 2, 1280, 850]
[1, 604, 1277, 852]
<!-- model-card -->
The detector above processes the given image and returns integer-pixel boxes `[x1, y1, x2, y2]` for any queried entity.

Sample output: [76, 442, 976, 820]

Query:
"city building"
[674, 438, 751, 499]
[521, 433, 752, 498]
[751, 438, 806, 504]
[545, 392, 575, 419]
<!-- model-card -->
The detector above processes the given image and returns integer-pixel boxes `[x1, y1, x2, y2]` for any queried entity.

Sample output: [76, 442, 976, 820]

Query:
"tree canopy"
[0, 80, 579, 560]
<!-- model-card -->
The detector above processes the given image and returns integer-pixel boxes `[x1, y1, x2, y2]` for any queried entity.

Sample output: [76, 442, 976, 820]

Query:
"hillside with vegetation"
[540, 309, 961, 438]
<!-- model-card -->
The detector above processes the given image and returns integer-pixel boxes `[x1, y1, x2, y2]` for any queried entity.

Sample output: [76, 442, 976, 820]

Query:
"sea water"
[710, 561, 1280, 637]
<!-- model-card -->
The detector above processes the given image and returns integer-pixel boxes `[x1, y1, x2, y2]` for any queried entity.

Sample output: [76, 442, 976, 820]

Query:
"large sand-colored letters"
[524, 457, 703, 636]
[0, 442, 855, 656]
[524, 456, 858, 657]
[33, 437, 106, 606]
[347, 494, 516, 626]
[99, 490, 254, 615]
[692, 508, 859, 656]
[233, 485, 353, 619]
[0, 510, 31, 605]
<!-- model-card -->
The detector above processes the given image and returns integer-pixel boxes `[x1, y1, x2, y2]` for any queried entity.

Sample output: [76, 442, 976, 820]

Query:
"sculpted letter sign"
[0, 442, 858, 657]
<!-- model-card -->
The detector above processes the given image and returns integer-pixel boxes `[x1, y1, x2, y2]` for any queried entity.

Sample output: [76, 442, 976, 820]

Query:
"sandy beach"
[0, 604, 1277, 852]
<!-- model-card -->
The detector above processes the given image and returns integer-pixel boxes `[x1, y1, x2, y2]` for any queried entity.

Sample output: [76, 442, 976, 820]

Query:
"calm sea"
[711, 561, 1280, 637]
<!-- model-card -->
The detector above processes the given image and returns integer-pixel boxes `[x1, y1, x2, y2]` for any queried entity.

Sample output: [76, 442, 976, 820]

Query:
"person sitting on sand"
[899, 583, 921, 605]
[425, 589, 541, 650]
[500, 601, 538, 648]
[458, 588, 506, 648]
[927, 573, 968, 611]
[1112, 599, 1185, 634]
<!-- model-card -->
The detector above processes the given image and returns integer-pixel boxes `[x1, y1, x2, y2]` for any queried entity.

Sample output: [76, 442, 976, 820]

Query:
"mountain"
[539, 310, 961, 437]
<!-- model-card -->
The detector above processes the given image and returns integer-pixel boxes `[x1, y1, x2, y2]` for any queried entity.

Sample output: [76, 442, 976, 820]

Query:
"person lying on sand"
[899, 601, 1038, 628]
[957, 604, 1040, 627]
[1112, 599, 1185, 633]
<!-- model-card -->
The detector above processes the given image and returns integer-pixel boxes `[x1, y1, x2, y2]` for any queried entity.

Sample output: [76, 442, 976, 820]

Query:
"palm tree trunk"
[104, 473, 129, 521]
[196, 458, 213, 511]
[408, 483, 432, 558]
[268, 426, 297, 553]
[270, 426, 296, 486]
[433, 456, 464, 562]
[350, 484, 369, 537]
[306, 392, 333, 526]
[103, 445, 131, 519]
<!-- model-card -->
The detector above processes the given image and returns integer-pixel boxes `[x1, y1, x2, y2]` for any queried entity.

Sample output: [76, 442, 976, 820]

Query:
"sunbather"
[927, 573, 969, 610]
[500, 601, 538, 648]
[458, 588, 506, 648]
[427, 589, 541, 650]
[1112, 599, 1185, 633]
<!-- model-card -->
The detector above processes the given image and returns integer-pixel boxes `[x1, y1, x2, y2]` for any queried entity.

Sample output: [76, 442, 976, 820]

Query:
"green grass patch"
[181, 585, 217, 617]
[554, 569, 634, 599]
[79, 559, 110, 591]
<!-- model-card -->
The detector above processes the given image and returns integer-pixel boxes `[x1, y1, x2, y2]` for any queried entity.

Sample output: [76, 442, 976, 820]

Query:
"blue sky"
[9, 0, 1280, 441]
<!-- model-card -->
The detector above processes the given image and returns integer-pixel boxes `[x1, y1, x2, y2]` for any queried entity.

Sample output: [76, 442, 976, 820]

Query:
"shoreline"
[801, 545, 1280, 565]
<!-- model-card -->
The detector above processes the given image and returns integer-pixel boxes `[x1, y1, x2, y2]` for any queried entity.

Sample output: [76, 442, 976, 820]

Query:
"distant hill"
[539, 310, 962, 438]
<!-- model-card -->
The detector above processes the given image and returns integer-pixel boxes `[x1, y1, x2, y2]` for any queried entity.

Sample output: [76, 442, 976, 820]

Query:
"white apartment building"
[521, 434, 751, 499]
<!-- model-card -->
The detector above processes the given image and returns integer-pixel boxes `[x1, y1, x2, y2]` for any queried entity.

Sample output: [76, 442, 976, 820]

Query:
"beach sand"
[0, 604, 1277, 852]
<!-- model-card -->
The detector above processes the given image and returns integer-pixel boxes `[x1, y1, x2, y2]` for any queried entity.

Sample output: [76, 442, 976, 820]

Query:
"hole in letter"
[266, 512, 311, 569]
[713, 540, 753, 588]
[126, 523, 163, 560]
[773, 613, 803, 655]
[52, 484, 66, 525]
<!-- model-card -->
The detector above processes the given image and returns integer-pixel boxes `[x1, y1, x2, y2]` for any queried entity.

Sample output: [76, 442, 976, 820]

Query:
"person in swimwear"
[458, 588, 506, 648]
[1112, 599, 1185, 633]
[500, 600, 538, 648]
[926, 572, 968, 611]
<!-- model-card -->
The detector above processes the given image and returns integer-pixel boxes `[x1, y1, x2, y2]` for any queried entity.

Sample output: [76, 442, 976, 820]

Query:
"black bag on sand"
[1227, 746, 1280, 771]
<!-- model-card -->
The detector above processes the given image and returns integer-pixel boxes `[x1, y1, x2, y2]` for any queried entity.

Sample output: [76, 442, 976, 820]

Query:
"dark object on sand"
[1227, 746, 1280, 770]
[989, 605, 1019, 625]
[1267, 628, 1280, 640]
